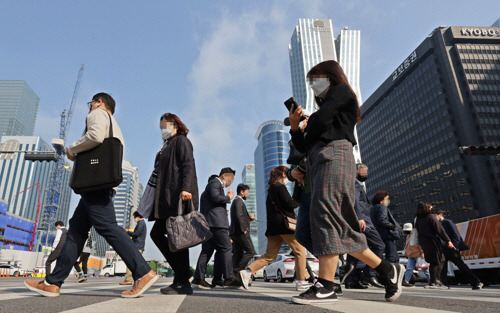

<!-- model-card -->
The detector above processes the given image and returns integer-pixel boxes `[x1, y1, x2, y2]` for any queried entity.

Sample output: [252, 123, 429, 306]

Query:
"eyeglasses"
[87, 101, 95, 109]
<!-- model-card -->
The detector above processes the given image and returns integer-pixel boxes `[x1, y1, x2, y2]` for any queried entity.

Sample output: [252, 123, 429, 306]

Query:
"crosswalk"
[0, 277, 498, 313]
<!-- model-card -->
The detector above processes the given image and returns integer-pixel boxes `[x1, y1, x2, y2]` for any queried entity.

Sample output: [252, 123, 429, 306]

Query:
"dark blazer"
[354, 181, 374, 230]
[416, 214, 451, 264]
[200, 178, 231, 229]
[127, 219, 147, 251]
[370, 204, 402, 240]
[265, 184, 300, 237]
[152, 135, 198, 220]
[230, 197, 251, 236]
[291, 83, 358, 152]
[441, 218, 469, 251]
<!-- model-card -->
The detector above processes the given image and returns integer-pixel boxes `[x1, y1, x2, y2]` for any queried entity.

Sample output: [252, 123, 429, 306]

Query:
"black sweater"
[265, 184, 300, 236]
[291, 83, 358, 152]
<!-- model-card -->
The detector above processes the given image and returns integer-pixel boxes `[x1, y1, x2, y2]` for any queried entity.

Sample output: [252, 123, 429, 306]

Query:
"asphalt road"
[0, 277, 498, 313]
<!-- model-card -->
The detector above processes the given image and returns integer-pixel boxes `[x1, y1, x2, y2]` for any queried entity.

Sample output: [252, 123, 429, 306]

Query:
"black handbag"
[69, 113, 123, 194]
[165, 199, 213, 252]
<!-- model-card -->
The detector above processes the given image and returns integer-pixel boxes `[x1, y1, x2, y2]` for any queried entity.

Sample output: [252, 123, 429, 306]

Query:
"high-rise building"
[92, 159, 142, 257]
[254, 121, 290, 254]
[242, 164, 258, 249]
[0, 136, 72, 223]
[492, 18, 500, 27]
[0, 81, 40, 137]
[289, 19, 363, 163]
[358, 25, 500, 225]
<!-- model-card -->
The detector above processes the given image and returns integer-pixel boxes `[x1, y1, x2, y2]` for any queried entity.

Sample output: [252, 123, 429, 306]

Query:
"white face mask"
[161, 127, 174, 141]
[283, 178, 290, 185]
[310, 77, 330, 96]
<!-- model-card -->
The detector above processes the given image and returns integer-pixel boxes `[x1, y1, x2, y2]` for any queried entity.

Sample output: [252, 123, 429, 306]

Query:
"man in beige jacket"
[25, 93, 158, 298]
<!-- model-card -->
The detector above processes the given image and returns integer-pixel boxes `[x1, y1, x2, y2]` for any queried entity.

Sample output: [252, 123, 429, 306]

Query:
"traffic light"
[24, 151, 58, 162]
[460, 146, 500, 156]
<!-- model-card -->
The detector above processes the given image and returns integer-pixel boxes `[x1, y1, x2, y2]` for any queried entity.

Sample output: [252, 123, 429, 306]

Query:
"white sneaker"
[295, 280, 313, 291]
[238, 269, 252, 290]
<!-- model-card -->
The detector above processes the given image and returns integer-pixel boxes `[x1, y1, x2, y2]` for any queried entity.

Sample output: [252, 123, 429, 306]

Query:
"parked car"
[0, 263, 27, 277]
[248, 255, 264, 281]
[263, 254, 297, 282]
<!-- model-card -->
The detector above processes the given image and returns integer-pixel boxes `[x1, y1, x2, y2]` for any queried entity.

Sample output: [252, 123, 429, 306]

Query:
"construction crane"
[36, 64, 84, 252]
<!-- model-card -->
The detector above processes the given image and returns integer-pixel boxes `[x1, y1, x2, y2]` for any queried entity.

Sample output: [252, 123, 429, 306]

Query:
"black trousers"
[150, 219, 191, 284]
[346, 227, 385, 282]
[231, 232, 256, 272]
[46, 190, 151, 287]
[430, 261, 444, 284]
[440, 248, 480, 286]
[73, 252, 90, 275]
[194, 227, 233, 280]
[45, 246, 63, 276]
[383, 239, 399, 263]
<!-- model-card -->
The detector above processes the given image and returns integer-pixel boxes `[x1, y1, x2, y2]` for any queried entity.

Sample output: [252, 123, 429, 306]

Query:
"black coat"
[415, 214, 451, 264]
[230, 197, 251, 236]
[200, 178, 231, 229]
[370, 204, 402, 241]
[265, 184, 299, 237]
[441, 219, 469, 251]
[354, 181, 374, 230]
[151, 135, 198, 220]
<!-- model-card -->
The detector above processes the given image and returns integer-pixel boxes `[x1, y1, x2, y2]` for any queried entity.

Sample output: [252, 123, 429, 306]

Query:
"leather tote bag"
[166, 199, 213, 252]
[269, 194, 297, 231]
[70, 113, 123, 194]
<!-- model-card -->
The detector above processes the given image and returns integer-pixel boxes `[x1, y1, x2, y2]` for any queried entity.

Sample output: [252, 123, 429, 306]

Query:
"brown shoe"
[121, 270, 159, 298]
[24, 279, 60, 297]
[119, 281, 133, 285]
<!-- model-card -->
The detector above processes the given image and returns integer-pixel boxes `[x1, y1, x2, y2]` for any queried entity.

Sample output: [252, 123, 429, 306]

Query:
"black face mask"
[242, 196, 247, 200]
[357, 175, 368, 182]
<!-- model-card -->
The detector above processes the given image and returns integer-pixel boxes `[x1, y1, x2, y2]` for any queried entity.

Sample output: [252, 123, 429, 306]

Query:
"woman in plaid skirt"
[288, 60, 405, 304]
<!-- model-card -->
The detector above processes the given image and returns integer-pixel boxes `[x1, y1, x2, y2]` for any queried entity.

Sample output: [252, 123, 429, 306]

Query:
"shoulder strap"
[83, 110, 114, 137]
[268, 190, 288, 219]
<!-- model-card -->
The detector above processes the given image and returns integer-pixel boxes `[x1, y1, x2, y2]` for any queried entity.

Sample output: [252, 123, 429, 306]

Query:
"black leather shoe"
[361, 277, 385, 289]
[211, 278, 224, 288]
[345, 281, 369, 289]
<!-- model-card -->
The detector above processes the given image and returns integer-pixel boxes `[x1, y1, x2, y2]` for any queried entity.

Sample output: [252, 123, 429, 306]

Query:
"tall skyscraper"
[92, 159, 142, 257]
[254, 121, 290, 254]
[358, 25, 500, 225]
[0, 136, 72, 224]
[242, 164, 258, 249]
[289, 19, 363, 163]
[0, 81, 40, 137]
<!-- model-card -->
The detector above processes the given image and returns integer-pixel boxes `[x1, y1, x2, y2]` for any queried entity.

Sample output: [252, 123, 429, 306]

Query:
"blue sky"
[1, 1, 498, 263]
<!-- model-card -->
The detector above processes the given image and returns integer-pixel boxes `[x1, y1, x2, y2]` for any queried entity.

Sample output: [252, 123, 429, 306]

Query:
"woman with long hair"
[414, 202, 454, 288]
[239, 166, 309, 291]
[147, 113, 199, 295]
[286, 60, 405, 304]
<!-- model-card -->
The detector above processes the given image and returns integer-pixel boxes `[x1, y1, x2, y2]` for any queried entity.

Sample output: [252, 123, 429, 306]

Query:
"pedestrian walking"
[230, 184, 256, 274]
[120, 211, 147, 286]
[370, 190, 402, 263]
[414, 202, 454, 288]
[25, 93, 157, 298]
[345, 165, 385, 289]
[146, 113, 199, 295]
[193, 167, 238, 289]
[434, 210, 483, 290]
[239, 166, 310, 292]
[283, 60, 405, 304]
[45, 221, 68, 276]
[73, 232, 92, 283]
[402, 223, 430, 287]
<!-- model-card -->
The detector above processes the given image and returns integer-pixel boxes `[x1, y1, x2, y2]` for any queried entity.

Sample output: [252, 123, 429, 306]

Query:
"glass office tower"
[0, 81, 39, 137]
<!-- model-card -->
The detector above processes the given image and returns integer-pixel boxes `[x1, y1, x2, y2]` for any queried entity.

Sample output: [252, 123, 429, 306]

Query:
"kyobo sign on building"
[392, 51, 417, 81]
[460, 28, 500, 37]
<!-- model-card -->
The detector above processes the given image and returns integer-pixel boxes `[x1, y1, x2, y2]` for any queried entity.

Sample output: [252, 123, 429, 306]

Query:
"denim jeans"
[405, 257, 430, 282]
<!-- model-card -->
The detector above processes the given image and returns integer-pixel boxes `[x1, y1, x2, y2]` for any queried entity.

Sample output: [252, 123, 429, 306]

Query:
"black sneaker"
[211, 278, 224, 288]
[472, 282, 483, 290]
[160, 282, 193, 295]
[382, 264, 405, 302]
[291, 282, 338, 305]
[339, 263, 355, 284]
[223, 278, 242, 289]
[192, 279, 213, 290]
[333, 283, 343, 296]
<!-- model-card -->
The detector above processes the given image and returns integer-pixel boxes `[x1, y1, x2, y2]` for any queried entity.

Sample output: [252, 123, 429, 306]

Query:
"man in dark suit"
[230, 184, 256, 273]
[193, 168, 237, 289]
[435, 210, 483, 290]
[345, 164, 385, 289]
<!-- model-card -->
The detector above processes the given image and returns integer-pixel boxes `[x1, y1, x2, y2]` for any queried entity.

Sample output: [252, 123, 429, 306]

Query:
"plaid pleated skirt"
[307, 140, 368, 256]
